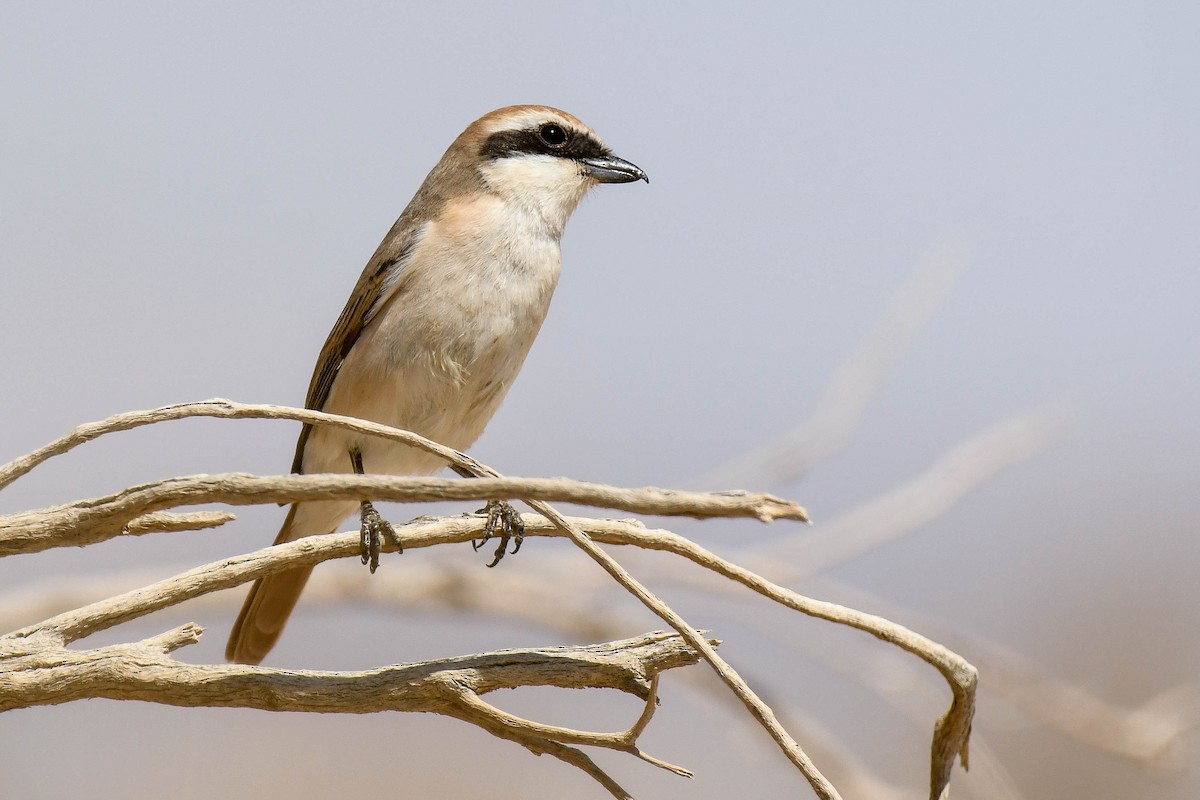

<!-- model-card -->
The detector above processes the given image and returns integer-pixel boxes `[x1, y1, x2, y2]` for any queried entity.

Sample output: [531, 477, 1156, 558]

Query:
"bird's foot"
[359, 499, 398, 573]
[472, 500, 524, 568]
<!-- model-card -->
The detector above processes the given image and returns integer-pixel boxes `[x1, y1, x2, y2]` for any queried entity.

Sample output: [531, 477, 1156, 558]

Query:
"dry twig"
[0, 400, 976, 800]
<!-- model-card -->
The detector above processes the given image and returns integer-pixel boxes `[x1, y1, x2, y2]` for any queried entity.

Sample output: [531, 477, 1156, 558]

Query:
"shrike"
[226, 105, 647, 664]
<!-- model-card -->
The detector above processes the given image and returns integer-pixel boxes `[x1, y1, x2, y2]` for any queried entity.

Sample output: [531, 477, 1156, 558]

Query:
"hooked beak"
[580, 154, 649, 184]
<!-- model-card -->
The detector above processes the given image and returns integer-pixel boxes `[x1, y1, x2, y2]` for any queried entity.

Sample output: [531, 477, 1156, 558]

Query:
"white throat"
[478, 154, 592, 237]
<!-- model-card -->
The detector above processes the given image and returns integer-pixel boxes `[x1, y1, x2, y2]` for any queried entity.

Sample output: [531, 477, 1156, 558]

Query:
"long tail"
[226, 504, 318, 665]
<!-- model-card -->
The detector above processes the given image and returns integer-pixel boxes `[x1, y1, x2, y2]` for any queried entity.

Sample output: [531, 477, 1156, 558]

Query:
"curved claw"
[472, 500, 524, 567]
[359, 499, 399, 573]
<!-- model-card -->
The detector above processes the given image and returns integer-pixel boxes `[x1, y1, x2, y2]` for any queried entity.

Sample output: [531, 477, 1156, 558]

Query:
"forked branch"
[0, 400, 976, 800]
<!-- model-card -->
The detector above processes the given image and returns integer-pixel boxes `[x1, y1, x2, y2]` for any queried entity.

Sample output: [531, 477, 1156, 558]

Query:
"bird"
[226, 105, 647, 665]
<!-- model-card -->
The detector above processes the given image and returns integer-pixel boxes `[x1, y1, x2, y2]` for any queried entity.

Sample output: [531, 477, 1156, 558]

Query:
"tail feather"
[226, 504, 318, 665]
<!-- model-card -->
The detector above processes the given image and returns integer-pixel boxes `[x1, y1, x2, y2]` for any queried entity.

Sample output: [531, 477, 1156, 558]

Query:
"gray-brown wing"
[288, 228, 421, 475]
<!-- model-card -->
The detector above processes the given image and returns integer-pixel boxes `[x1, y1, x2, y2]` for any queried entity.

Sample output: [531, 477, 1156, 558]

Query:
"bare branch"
[1, 572, 701, 800]
[512, 500, 842, 798]
[6, 515, 625, 643]
[0, 399, 983, 800]
[124, 510, 237, 535]
[575, 520, 977, 800]
[517, 739, 635, 800]
[0, 471, 805, 557]
[709, 402, 1194, 773]
[0, 625, 704, 713]
[0, 519, 645, 636]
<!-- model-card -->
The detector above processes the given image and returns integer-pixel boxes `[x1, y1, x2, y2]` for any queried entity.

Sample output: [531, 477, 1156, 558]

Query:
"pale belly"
[302, 245, 557, 478]
[286, 199, 562, 538]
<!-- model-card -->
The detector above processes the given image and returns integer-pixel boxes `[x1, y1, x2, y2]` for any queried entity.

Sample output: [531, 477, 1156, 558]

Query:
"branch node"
[124, 510, 236, 535]
[145, 623, 204, 653]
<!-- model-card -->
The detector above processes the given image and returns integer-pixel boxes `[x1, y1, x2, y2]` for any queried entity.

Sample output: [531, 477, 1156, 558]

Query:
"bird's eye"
[538, 123, 568, 146]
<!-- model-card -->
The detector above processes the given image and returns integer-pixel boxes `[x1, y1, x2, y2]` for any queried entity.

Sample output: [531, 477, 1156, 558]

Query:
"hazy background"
[2, 3, 1197, 798]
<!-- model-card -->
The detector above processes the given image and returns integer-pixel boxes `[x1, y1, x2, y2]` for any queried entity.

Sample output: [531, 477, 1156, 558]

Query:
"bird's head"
[450, 105, 647, 234]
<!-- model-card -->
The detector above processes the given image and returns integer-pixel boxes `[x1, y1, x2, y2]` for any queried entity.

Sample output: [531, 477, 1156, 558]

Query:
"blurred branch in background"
[740, 406, 1064, 574]
[692, 254, 1199, 791]
[693, 248, 962, 491]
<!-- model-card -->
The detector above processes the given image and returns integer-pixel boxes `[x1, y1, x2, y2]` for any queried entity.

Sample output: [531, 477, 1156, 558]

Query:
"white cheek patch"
[482, 154, 580, 189]
[479, 155, 591, 234]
